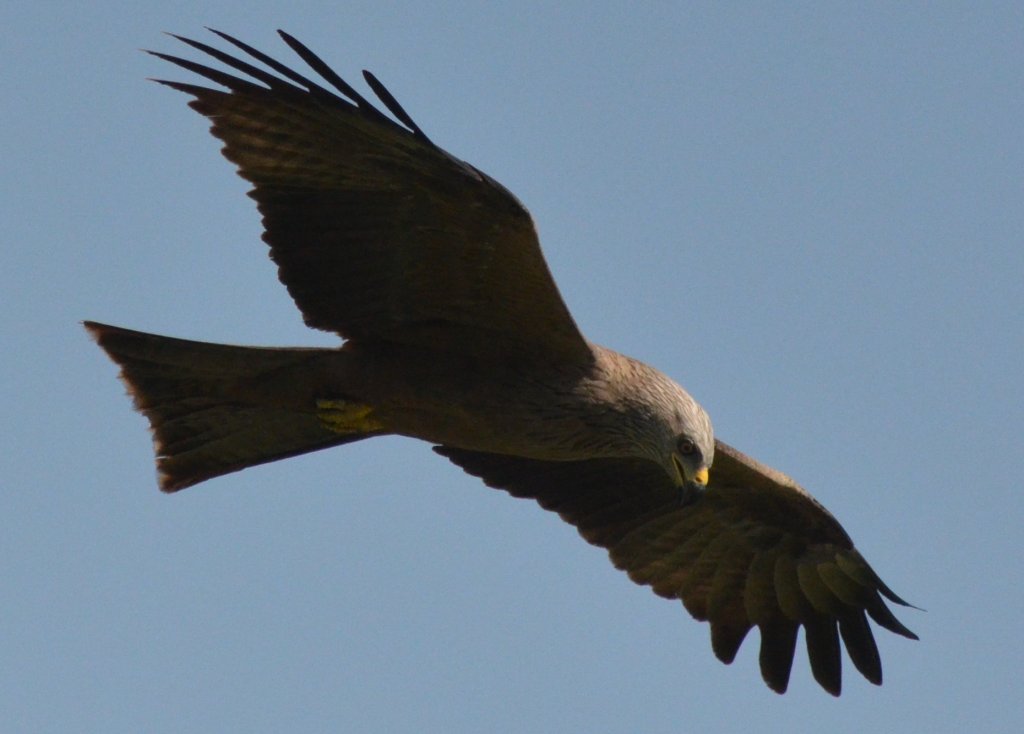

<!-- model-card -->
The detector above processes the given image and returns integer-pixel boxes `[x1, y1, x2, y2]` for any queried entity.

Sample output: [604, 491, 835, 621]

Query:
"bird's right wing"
[435, 441, 917, 696]
[150, 30, 591, 367]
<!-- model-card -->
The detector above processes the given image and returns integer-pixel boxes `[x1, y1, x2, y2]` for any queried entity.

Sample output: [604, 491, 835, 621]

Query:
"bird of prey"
[85, 30, 917, 696]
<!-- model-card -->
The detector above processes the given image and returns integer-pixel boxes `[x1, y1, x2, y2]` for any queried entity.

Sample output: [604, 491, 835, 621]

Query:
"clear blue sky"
[4, 2, 1022, 732]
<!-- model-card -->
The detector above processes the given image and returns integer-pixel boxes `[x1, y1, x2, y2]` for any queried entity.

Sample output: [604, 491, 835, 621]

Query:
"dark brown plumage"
[86, 30, 916, 696]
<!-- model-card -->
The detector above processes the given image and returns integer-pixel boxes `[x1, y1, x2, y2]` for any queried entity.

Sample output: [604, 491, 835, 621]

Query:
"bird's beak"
[672, 454, 709, 486]
[671, 456, 710, 506]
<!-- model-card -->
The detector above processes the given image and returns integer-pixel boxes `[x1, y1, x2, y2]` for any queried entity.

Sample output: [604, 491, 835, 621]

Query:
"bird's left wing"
[435, 441, 917, 696]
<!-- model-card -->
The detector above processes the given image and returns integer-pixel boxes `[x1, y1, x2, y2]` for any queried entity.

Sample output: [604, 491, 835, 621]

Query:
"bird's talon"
[317, 398, 384, 434]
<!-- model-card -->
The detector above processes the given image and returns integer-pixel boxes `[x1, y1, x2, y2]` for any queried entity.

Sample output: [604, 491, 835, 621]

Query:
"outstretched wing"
[151, 30, 591, 367]
[434, 440, 917, 696]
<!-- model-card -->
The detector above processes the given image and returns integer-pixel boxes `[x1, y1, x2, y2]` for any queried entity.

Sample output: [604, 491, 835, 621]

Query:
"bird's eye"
[678, 437, 697, 455]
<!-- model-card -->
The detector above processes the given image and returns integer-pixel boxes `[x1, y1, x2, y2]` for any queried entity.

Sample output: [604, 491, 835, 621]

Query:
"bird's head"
[665, 394, 714, 505]
[602, 351, 714, 503]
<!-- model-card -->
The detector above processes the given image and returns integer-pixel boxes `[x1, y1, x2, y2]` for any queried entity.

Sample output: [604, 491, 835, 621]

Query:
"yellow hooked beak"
[672, 455, 710, 487]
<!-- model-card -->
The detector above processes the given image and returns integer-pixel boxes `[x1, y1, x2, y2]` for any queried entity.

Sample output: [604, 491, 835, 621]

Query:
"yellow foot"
[316, 399, 385, 435]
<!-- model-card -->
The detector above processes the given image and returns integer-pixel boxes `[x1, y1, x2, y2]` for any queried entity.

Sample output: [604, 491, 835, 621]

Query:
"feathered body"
[86, 30, 916, 696]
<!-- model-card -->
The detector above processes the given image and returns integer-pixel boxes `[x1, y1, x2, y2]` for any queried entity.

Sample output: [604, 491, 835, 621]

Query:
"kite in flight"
[85, 30, 917, 696]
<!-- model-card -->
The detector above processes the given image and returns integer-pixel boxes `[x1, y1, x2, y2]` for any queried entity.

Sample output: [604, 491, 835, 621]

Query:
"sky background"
[4, 2, 1022, 732]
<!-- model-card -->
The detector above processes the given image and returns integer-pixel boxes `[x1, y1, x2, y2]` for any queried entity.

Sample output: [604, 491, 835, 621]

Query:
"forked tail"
[85, 321, 378, 491]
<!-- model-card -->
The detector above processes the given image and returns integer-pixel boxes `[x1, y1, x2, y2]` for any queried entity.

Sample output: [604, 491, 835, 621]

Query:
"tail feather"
[84, 321, 375, 491]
